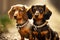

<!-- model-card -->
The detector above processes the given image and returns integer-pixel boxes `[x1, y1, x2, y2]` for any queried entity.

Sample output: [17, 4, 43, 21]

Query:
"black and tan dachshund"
[27, 5, 59, 40]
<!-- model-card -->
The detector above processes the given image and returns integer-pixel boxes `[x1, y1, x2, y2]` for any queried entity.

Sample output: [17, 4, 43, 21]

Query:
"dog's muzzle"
[35, 15, 38, 18]
[14, 16, 17, 19]
[35, 11, 39, 18]
[35, 11, 39, 15]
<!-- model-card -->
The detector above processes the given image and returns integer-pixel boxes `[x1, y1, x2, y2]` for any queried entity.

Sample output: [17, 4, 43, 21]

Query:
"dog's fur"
[8, 4, 34, 40]
[27, 5, 59, 40]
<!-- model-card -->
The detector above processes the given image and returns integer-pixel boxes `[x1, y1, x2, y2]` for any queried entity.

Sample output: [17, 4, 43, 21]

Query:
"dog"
[8, 4, 34, 40]
[27, 5, 59, 40]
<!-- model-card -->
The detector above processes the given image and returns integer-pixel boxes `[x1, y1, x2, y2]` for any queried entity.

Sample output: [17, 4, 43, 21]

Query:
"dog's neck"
[33, 19, 46, 26]
[33, 19, 48, 28]
[16, 18, 28, 25]
[16, 20, 29, 28]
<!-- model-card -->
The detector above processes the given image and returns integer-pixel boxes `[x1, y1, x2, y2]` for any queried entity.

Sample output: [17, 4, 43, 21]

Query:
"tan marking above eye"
[33, 7, 37, 9]
[39, 7, 43, 9]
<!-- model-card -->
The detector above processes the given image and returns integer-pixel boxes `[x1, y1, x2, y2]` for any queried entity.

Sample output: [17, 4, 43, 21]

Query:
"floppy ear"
[8, 6, 14, 19]
[27, 6, 35, 19]
[43, 5, 46, 11]
[27, 7, 33, 19]
[23, 6, 27, 12]
[44, 6, 52, 20]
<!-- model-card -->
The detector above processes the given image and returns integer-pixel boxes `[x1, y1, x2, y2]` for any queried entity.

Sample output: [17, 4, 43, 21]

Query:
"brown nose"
[35, 15, 38, 18]
[14, 16, 17, 19]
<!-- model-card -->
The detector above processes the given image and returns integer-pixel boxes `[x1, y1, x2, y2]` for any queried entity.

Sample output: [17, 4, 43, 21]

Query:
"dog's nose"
[35, 15, 38, 18]
[14, 16, 17, 19]
[35, 11, 39, 15]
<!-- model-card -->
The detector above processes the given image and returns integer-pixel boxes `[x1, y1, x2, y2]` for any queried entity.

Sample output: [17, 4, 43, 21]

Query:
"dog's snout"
[36, 11, 39, 13]
[14, 11, 19, 15]
[35, 11, 39, 18]
[14, 16, 17, 19]
[35, 11, 39, 15]
[35, 15, 38, 18]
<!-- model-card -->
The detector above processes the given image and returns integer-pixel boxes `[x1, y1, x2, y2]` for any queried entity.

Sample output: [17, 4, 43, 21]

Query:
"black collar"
[16, 21, 29, 28]
[33, 21, 48, 28]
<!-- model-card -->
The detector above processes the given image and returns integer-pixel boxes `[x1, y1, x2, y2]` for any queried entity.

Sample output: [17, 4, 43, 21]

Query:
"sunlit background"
[0, 0, 60, 40]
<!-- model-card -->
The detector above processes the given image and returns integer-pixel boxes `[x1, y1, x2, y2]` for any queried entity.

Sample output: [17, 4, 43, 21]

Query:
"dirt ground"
[0, 24, 29, 40]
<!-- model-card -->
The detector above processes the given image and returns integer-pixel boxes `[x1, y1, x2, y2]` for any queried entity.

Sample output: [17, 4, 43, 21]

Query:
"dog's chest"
[32, 25, 49, 36]
[18, 22, 32, 37]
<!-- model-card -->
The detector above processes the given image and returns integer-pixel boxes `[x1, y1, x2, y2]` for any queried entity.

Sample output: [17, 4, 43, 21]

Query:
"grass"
[0, 15, 12, 33]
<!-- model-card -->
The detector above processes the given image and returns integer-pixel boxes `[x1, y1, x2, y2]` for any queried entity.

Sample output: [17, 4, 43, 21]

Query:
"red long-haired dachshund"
[8, 4, 34, 40]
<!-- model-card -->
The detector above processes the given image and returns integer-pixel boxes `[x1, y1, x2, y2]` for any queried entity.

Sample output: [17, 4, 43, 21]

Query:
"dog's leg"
[45, 34, 51, 40]
[18, 30, 24, 40]
[46, 38, 50, 40]
[20, 36, 24, 40]
[29, 34, 34, 40]
[54, 33, 59, 40]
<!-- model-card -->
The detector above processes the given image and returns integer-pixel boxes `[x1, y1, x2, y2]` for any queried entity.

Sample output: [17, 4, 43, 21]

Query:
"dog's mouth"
[14, 18, 22, 20]
[14, 16, 23, 20]
[35, 15, 38, 18]
[35, 15, 43, 20]
[34, 17, 43, 20]
[17, 18, 22, 20]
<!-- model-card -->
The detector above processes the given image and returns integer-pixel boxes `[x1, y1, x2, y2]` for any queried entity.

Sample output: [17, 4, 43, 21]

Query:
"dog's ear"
[43, 5, 46, 11]
[8, 6, 14, 19]
[23, 6, 27, 12]
[44, 6, 52, 20]
[27, 9, 32, 19]
[27, 6, 34, 19]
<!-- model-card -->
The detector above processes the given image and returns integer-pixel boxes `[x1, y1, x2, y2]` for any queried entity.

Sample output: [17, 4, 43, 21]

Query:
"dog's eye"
[33, 7, 37, 10]
[39, 9, 44, 13]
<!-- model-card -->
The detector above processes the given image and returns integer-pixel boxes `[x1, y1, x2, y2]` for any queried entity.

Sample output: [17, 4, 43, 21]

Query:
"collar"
[33, 21, 48, 28]
[17, 21, 29, 28]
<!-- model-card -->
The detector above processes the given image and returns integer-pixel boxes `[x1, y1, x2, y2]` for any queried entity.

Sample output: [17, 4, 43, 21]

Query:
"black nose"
[35, 15, 38, 18]
[14, 16, 17, 19]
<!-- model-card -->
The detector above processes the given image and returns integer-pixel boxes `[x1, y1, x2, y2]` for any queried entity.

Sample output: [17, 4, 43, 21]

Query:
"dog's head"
[8, 4, 28, 20]
[27, 5, 52, 20]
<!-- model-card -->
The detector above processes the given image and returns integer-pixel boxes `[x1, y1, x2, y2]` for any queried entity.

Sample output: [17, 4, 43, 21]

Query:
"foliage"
[0, 15, 12, 33]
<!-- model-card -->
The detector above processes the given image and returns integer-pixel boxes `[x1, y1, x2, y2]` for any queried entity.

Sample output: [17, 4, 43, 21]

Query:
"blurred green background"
[0, 14, 12, 33]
